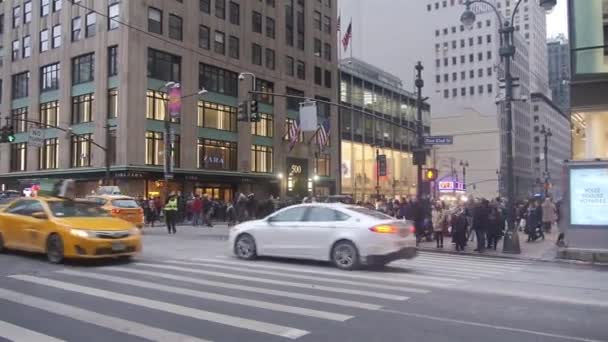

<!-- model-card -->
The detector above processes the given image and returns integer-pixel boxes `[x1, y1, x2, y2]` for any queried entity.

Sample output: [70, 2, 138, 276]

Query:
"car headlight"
[69, 229, 92, 238]
[129, 228, 141, 236]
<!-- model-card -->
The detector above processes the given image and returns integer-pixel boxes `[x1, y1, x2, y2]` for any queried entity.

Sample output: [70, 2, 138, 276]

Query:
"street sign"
[424, 136, 454, 145]
[377, 154, 387, 177]
[28, 128, 45, 147]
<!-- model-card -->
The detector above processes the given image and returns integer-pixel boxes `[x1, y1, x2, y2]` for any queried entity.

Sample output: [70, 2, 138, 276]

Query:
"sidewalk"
[417, 230, 560, 262]
[141, 223, 231, 238]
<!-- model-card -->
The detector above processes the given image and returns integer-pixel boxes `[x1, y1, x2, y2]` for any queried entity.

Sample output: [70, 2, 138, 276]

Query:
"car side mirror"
[267, 216, 276, 224]
[31, 211, 48, 220]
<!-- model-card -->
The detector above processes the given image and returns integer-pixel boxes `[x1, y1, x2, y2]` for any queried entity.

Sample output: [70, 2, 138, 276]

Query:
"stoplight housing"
[6, 126, 15, 143]
[425, 168, 438, 182]
[237, 101, 249, 122]
[250, 100, 258, 115]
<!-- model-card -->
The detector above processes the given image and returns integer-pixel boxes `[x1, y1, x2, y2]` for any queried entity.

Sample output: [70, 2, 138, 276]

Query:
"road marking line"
[106, 267, 382, 310]
[0, 320, 67, 342]
[57, 269, 352, 322]
[396, 260, 518, 274]
[417, 253, 532, 265]
[379, 308, 607, 342]
[410, 259, 526, 272]
[185, 258, 454, 289]
[9, 275, 308, 340]
[0, 287, 211, 342]
[136, 262, 411, 300]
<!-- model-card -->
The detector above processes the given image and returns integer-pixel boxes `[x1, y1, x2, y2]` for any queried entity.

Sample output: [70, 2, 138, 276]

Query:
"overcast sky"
[546, 0, 568, 38]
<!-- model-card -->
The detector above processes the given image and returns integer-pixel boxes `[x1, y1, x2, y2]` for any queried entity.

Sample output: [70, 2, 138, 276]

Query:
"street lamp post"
[376, 147, 380, 200]
[460, 0, 556, 254]
[460, 160, 469, 188]
[415, 62, 425, 200]
[540, 125, 552, 198]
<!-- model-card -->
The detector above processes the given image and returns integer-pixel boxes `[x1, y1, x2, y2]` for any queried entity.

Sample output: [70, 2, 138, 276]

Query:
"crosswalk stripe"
[9, 275, 309, 340]
[387, 262, 489, 278]
[182, 259, 455, 289]
[106, 267, 383, 310]
[57, 270, 352, 322]
[417, 252, 531, 266]
[136, 263, 411, 300]
[398, 259, 517, 274]
[0, 320, 67, 342]
[0, 287, 211, 342]
[414, 257, 527, 269]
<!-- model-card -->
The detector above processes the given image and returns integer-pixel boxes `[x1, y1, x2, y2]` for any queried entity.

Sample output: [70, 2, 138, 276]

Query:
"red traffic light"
[425, 168, 438, 181]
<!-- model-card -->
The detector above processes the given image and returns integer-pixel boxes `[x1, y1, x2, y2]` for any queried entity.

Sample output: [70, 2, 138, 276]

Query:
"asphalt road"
[0, 226, 607, 342]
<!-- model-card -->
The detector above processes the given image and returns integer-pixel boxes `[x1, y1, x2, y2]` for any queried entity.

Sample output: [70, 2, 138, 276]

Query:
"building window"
[11, 107, 28, 133]
[252, 11, 262, 33]
[443, 89, 449, 98]
[71, 93, 94, 124]
[266, 17, 275, 38]
[108, 1, 120, 30]
[314, 11, 321, 30]
[12, 71, 30, 99]
[147, 48, 181, 82]
[199, 63, 238, 97]
[296, 60, 305, 80]
[145, 131, 164, 166]
[478, 85, 484, 94]
[197, 101, 237, 132]
[324, 70, 332, 88]
[198, 139, 237, 171]
[10, 143, 27, 172]
[487, 51, 492, 59]
[478, 68, 483, 77]
[214, 31, 225, 54]
[286, 87, 304, 111]
[286, 56, 294, 76]
[265, 48, 275, 70]
[314, 38, 322, 57]
[146, 90, 169, 121]
[12, 40, 20, 61]
[168, 14, 183, 41]
[322, 15, 331, 34]
[229, 1, 239, 25]
[267, 0, 276, 7]
[254, 79, 274, 104]
[284, 118, 303, 142]
[52, 25, 61, 48]
[108, 88, 118, 118]
[315, 154, 330, 177]
[108, 45, 118, 76]
[72, 53, 95, 84]
[216, 0, 225, 19]
[323, 43, 331, 61]
[461, 87, 466, 96]
[108, 129, 117, 165]
[39, 138, 58, 170]
[487, 84, 493, 93]
[251, 113, 273, 137]
[251, 145, 273, 173]
[41, 0, 50, 16]
[148, 7, 162, 34]
[252, 43, 262, 65]
[71, 134, 91, 168]
[24, 1, 32, 23]
[200, 0, 210, 13]
[40, 101, 59, 127]
[452, 88, 457, 97]
[72, 16, 82, 41]
[469, 86, 475, 95]
[85, 12, 96, 37]
[22, 36, 31, 58]
[53, 0, 62, 12]
[40, 29, 50, 52]
[41, 63, 60, 92]
[228, 35, 239, 59]
[199, 25, 210, 50]
[12, 6, 20, 28]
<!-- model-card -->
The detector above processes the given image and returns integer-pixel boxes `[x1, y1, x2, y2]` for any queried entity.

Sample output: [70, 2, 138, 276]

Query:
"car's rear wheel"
[235, 234, 257, 260]
[332, 241, 360, 271]
[46, 234, 64, 264]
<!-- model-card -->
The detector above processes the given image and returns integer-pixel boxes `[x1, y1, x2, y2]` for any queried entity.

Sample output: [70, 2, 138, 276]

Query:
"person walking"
[164, 193, 179, 234]
[191, 195, 202, 227]
[555, 199, 566, 246]
[451, 206, 468, 252]
[486, 206, 500, 250]
[432, 203, 447, 248]
[541, 197, 557, 234]
[473, 199, 490, 253]
[201, 194, 213, 227]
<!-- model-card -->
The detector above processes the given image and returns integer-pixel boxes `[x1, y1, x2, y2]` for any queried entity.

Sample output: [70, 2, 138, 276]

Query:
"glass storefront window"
[145, 131, 164, 166]
[197, 138, 237, 170]
[571, 0, 608, 76]
[315, 154, 330, 177]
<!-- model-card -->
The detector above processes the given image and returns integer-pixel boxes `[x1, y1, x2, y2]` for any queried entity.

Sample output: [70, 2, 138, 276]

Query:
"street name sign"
[424, 136, 454, 145]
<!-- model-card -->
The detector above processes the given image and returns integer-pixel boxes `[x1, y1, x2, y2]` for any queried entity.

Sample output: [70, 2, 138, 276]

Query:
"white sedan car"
[228, 203, 417, 270]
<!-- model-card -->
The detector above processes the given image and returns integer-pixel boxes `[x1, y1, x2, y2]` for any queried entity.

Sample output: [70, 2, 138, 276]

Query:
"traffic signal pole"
[415, 62, 425, 200]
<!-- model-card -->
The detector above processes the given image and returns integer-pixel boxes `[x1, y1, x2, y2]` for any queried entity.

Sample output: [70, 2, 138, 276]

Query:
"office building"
[547, 35, 570, 114]
[338, 58, 430, 201]
[0, 0, 339, 200]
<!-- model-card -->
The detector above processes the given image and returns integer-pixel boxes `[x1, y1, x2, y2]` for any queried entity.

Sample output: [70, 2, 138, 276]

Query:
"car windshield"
[348, 206, 394, 220]
[112, 199, 140, 208]
[47, 201, 110, 218]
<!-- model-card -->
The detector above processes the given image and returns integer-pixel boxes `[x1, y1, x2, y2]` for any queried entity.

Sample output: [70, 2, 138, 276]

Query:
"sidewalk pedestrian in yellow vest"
[165, 194, 178, 234]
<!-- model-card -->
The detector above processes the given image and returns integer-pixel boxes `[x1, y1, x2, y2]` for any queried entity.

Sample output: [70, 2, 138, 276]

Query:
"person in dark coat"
[486, 206, 500, 250]
[473, 199, 490, 252]
[451, 207, 468, 252]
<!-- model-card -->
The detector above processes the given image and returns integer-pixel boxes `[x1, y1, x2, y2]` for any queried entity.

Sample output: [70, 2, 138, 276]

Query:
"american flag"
[288, 119, 300, 152]
[337, 16, 341, 32]
[342, 21, 352, 52]
[316, 119, 330, 148]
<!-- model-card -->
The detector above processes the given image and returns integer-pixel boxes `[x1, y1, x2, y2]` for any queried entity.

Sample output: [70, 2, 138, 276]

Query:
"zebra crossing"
[0, 252, 531, 342]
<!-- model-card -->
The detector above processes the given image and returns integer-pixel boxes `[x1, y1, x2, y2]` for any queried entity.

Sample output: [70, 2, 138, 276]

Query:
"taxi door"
[20, 200, 50, 252]
[0, 199, 35, 249]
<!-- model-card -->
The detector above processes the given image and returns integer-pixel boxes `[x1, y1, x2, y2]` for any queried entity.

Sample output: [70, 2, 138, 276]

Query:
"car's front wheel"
[331, 240, 360, 271]
[0, 233, 5, 253]
[46, 234, 64, 264]
[234, 234, 257, 260]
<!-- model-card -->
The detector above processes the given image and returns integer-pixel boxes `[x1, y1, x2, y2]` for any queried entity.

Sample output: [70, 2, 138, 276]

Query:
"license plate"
[111, 242, 126, 251]
[397, 240, 410, 247]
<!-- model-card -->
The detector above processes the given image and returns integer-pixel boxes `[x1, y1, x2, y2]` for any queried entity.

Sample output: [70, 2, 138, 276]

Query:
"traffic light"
[249, 100, 260, 122]
[424, 168, 438, 182]
[7, 126, 15, 143]
[237, 101, 249, 122]
[0, 126, 15, 143]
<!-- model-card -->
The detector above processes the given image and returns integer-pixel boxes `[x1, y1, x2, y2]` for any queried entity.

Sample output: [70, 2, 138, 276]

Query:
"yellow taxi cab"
[0, 196, 141, 263]
[86, 195, 145, 229]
